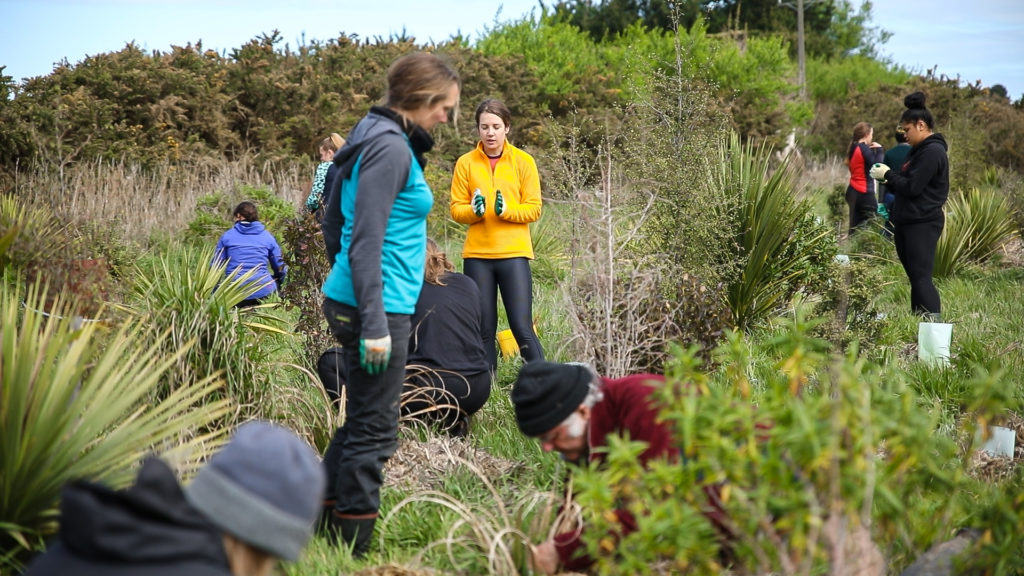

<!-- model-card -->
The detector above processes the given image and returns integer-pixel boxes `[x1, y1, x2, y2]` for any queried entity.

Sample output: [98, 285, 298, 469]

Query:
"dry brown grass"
[11, 156, 309, 243]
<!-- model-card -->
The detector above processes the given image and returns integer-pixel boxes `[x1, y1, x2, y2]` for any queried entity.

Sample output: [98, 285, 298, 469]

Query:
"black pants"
[321, 299, 410, 517]
[846, 185, 877, 232]
[464, 257, 544, 370]
[893, 216, 943, 315]
[402, 368, 491, 433]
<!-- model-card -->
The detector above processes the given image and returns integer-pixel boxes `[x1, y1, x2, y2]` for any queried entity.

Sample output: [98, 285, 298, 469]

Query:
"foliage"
[184, 184, 297, 245]
[0, 194, 68, 276]
[805, 54, 911, 102]
[934, 187, 1019, 278]
[713, 33, 807, 143]
[385, 457, 563, 575]
[124, 245, 291, 418]
[0, 281, 230, 571]
[569, 315, 1022, 574]
[477, 14, 631, 116]
[278, 212, 335, 365]
[0, 194, 116, 317]
[713, 133, 834, 327]
[549, 0, 889, 60]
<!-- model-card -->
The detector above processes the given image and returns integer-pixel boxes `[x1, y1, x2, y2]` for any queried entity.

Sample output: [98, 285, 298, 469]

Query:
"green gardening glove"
[876, 203, 889, 219]
[495, 189, 506, 217]
[472, 188, 486, 217]
[359, 334, 391, 375]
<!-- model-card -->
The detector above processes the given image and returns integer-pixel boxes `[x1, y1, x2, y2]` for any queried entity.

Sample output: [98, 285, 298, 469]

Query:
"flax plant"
[934, 187, 1018, 278]
[713, 133, 833, 328]
[124, 245, 289, 418]
[0, 281, 230, 571]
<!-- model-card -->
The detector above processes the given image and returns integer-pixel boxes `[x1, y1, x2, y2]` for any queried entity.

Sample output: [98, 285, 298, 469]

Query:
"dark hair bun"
[904, 91, 927, 110]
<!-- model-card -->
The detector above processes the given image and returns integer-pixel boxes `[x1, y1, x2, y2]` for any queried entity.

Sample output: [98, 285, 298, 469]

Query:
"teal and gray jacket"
[321, 107, 434, 339]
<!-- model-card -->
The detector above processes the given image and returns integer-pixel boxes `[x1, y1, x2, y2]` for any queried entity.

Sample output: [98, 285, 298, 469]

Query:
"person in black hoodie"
[870, 91, 949, 319]
[22, 421, 325, 576]
[403, 239, 491, 436]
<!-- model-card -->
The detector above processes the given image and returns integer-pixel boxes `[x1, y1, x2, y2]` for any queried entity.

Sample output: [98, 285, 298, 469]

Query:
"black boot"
[329, 514, 376, 558]
[316, 500, 336, 535]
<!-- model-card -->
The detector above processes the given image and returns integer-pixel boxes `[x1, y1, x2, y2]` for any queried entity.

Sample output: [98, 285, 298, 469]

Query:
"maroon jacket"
[551, 374, 735, 571]
[552, 374, 675, 570]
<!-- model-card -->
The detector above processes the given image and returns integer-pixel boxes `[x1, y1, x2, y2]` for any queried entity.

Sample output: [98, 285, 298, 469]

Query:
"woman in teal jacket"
[318, 52, 460, 557]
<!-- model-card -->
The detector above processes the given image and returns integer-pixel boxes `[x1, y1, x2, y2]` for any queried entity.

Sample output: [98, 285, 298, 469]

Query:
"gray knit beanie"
[184, 421, 325, 561]
[512, 361, 593, 437]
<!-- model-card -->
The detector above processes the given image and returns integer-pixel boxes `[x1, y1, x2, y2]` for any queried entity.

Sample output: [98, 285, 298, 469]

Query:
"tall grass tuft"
[123, 245, 291, 420]
[0, 280, 230, 571]
[11, 155, 308, 244]
[385, 456, 570, 575]
[934, 187, 1019, 278]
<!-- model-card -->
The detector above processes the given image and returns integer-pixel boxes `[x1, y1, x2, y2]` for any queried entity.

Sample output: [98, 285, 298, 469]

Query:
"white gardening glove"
[472, 188, 486, 217]
[870, 163, 891, 182]
[359, 335, 391, 375]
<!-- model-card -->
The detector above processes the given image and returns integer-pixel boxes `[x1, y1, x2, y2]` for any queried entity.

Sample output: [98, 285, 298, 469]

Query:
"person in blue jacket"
[318, 51, 460, 557]
[212, 201, 287, 307]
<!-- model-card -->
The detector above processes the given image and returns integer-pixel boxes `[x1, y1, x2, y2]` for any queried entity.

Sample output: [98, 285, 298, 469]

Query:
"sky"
[1, 0, 1023, 99]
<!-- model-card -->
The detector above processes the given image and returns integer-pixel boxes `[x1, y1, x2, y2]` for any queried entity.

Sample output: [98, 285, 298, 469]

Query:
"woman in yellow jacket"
[451, 99, 544, 371]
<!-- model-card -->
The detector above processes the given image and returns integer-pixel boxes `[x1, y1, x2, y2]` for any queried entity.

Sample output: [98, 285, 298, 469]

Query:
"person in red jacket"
[844, 121, 885, 233]
[511, 361, 728, 574]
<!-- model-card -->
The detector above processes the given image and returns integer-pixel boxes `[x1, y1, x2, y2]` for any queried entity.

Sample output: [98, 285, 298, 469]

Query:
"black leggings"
[464, 257, 544, 370]
[893, 217, 943, 315]
[846, 185, 877, 232]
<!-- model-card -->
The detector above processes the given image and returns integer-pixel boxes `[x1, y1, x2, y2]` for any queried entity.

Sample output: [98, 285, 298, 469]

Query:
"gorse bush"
[935, 187, 1019, 278]
[185, 184, 297, 246]
[0, 281, 229, 571]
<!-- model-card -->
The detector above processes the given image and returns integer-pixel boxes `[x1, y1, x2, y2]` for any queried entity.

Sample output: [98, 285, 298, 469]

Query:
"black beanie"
[512, 361, 593, 437]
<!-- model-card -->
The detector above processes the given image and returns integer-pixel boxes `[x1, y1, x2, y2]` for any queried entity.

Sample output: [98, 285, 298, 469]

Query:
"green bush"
[185, 185, 296, 245]
[571, 318, 1020, 574]
[714, 133, 835, 328]
[126, 245, 291, 418]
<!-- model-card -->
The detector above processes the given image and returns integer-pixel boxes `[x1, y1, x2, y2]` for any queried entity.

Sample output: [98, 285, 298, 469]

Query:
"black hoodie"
[884, 133, 949, 225]
[22, 457, 231, 576]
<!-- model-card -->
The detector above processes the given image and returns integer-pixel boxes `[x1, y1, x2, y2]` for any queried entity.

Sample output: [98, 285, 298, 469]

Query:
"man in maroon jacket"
[512, 361, 719, 574]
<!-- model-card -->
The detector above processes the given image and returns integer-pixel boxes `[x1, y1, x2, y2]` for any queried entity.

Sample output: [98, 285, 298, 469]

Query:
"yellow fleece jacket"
[450, 142, 542, 259]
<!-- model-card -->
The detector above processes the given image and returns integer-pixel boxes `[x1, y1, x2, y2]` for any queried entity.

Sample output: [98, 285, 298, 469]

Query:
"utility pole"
[780, 0, 820, 99]
[796, 0, 806, 98]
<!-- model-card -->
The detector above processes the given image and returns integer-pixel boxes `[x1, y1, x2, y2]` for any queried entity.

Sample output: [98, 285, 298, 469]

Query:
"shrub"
[0, 281, 229, 571]
[278, 212, 335, 365]
[714, 133, 836, 328]
[184, 184, 296, 245]
[935, 187, 1019, 278]
[571, 317, 1019, 574]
